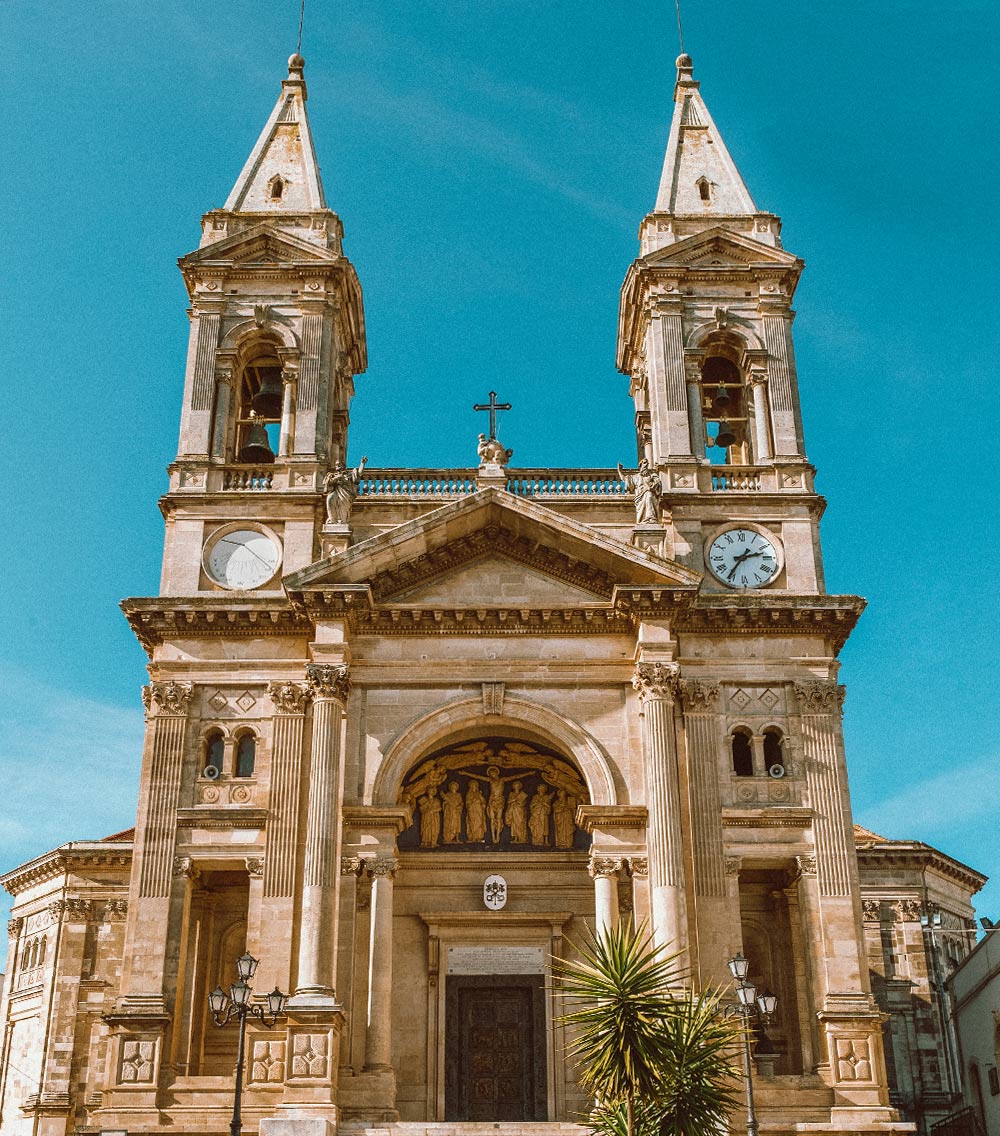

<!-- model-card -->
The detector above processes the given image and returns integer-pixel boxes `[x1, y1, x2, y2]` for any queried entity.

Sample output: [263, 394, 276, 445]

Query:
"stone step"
[355, 1125, 588, 1136]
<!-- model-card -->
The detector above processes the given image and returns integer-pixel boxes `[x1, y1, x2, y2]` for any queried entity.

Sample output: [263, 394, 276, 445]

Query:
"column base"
[261, 1111, 337, 1136]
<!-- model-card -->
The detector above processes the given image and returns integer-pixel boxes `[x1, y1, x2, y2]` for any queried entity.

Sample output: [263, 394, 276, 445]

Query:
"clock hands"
[726, 547, 763, 581]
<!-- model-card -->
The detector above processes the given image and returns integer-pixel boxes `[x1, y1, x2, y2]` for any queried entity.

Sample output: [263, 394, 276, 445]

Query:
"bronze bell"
[713, 383, 732, 409]
[715, 417, 738, 448]
[237, 417, 276, 464]
[249, 371, 284, 419]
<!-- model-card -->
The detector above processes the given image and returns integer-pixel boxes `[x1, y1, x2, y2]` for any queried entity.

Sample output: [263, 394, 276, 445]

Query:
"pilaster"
[646, 299, 694, 463]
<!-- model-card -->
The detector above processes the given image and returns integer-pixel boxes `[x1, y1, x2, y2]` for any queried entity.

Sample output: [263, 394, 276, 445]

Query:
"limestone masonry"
[2, 50, 978, 1136]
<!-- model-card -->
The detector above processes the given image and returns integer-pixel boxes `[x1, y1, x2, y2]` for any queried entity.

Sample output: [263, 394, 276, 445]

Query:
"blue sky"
[2, 2, 998, 961]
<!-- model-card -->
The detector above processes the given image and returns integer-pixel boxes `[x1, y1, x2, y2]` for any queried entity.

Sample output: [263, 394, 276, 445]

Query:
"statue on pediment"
[477, 433, 513, 466]
[324, 455, 368, 524]
[618, 458, 662, 525]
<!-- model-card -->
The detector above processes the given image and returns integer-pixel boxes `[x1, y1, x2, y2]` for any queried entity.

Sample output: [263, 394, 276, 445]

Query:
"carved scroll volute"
[268, 681, 312, 715]
[793, 680, 846, 716]
[305, 664, 351, 704]
[144, 681, 194, 717]
[632, 662, 681, 705]
[679, 679, 721, 713]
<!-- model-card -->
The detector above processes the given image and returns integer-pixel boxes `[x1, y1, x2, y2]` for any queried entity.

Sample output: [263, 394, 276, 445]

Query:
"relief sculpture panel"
[398, 737, 590, 852]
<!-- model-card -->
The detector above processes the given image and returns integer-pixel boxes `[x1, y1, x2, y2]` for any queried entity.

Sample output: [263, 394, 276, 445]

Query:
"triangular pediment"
[388, 552, 605, 605]
[285, 489, 701, 606]
[643, 227, 799, 271]
[181, 223, 336, 268]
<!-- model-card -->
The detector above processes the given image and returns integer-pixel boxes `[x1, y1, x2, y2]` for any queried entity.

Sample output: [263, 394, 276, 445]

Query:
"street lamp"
[727, 953, 778, 1136]
[209, 953, 288, 1136]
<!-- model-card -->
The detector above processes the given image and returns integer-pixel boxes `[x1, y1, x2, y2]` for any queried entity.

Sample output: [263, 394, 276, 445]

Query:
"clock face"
[706, 528, 780, 589]
[205, 528, 281, 590]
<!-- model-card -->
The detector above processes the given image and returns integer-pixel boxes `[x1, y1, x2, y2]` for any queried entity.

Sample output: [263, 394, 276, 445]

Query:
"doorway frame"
[419, 911, 572, 1121]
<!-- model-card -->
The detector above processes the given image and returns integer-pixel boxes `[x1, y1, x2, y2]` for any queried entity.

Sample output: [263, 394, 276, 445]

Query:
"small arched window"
[697, 176, 711, 202]
[36, 937, 46, 968]
[763, 729, 784, 775]
[268, 175, 284, 201]
[235, 734, 256, 778]
[731, 730, 754, 777]
[204, 730, 224, 775]
[20, 941, 31, 972]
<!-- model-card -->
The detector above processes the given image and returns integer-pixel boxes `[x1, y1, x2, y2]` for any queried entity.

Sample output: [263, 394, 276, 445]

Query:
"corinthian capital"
[146, 681, 195, 716]
[632, 661, 680, 703]
[793, 680, 846, 715]
[366, 857, 399, 880]
[679, 679, 721, 712]
[268, 681, 312, 715]
[305, 663, 351, 703]
[589, 856, 624, 879]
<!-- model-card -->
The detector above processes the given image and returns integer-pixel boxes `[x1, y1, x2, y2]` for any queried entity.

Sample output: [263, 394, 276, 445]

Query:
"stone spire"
[653, 54, 757, 217]
[224, 53, 327, 213]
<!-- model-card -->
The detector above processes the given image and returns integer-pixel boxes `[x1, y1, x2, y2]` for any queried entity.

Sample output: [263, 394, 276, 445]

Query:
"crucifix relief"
[474, 390, 513, 467]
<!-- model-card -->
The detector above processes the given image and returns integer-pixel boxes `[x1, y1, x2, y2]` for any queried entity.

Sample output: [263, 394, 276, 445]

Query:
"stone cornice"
[855, 843, 987, 894]
[1, 843, 133, 896]
[721, 807, 812, 828]
[121, 597, 312, 654]
[175, 807, 269, 829]
[675, 594, 865, 652]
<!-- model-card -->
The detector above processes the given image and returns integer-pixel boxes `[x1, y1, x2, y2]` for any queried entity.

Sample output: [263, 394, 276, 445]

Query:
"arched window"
[268, 175, 284, 201]
[204, 730, 224, 776]
[36, 937, 46, 968]
[697, 176, 711, 202]
[702, 351, 751, 465]
[731, 730, 754, 777]
[235, 734, 256, 778]
[763, 729, 784, 775]
[235, 349, 283, 464]
[20, 941, 31, 972]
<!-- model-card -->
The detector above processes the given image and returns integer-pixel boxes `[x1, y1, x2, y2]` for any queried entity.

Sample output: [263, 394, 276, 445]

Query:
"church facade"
[1, 52, 917, 1136]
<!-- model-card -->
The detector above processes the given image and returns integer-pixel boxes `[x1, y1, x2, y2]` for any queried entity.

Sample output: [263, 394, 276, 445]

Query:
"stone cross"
[473, 390, 511, 440]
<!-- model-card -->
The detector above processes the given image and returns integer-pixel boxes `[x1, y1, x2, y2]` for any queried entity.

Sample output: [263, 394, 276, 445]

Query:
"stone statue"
[617, 458, 661, 526]
[477, 433, 513, 466]
[418, 787, 442, 848]
[323, 455, 368, 525]
[553, 788, 576, 849]
[464, 781, 487, 842]
[528, 784, 553, 845]
[504, 780, 528, 843]
[442, 781, 464, 844]
[467, 765, 522, 843]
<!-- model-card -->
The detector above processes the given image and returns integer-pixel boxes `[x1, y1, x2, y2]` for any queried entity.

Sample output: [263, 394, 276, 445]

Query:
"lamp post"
[727, 953, 777, 1136]
[208, 952, 289, 1136]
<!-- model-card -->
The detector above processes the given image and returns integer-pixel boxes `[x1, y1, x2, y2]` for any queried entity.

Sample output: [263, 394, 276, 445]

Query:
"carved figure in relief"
[464, 781, 487, 842]
[323, 455, 368, 525]
[467, 765, 521, 843]
[617, 458, 662, 525]
[442, 781, 464, 844]
[401, 759, 449, 809]
[553, 788, 576, 849]
[418, 788, 442, 848]
[505, 781, 528, 843]
[529, 784, 553, 845]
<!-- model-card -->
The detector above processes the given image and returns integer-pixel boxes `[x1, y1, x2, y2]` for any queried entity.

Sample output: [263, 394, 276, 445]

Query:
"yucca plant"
[552, 920, 742, 1136]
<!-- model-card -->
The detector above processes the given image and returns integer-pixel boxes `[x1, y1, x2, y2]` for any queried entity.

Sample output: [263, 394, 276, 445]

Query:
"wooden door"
[445, 975, 547, 1121]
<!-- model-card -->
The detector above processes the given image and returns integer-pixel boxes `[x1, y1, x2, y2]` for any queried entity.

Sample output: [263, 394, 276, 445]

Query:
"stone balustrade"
[506, 469, 628, 498]
[357, 469, 478, 497]
[222, 465, 275, 490]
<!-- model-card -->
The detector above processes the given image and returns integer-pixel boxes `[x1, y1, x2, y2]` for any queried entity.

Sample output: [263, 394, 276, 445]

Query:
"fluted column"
[364, 857, 398, 1070]
[632, 662, 686, 952]
[294, 664, 350, 1001]
[794, 680, 866, 995]
[760, 308, 803, 457]
[119, 681, 193, 1003]
[748, 370, 773, 462]
[589, 856, 623, 936]
[210, 367, 234, 460]
[647, 301, 693, 462]
[257, 682, 310, 993]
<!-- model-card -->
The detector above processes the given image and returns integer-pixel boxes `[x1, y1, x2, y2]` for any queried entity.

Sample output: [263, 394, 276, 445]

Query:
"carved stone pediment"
[180, 222, 337, 271]
[286, 488, 701, 607]
[641, 226, 800, 272]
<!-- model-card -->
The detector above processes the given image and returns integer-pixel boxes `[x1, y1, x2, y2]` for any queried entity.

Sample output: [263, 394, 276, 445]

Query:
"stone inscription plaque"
[447, 946, 546, 975]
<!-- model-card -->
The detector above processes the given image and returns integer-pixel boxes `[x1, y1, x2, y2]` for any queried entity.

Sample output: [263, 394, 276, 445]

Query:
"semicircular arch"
[684, 317, 765, 352]
[371, 695, 618, 807]
[220, 319, 299, 353]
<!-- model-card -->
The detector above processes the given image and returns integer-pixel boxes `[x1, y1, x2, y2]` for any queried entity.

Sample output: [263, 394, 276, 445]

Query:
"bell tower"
[617, 53, 821, 592]
[162, 53, 366, 595]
